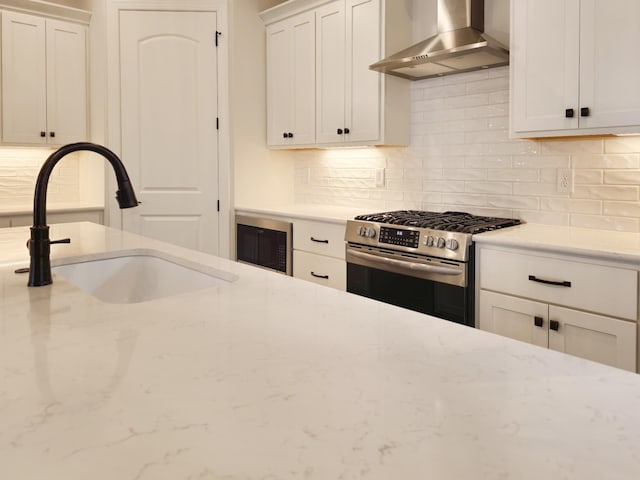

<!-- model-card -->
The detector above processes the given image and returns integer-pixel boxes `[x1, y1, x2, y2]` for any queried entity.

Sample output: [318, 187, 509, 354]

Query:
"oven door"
[346, 244, 474, 326]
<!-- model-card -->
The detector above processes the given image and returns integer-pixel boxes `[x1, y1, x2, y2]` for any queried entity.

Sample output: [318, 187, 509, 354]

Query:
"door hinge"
[215, 31, 222, 47]
[216, 117, 219, 130]
[217, 200, 220, 212]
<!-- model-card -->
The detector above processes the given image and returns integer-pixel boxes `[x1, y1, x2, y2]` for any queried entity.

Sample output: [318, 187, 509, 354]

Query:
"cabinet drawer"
[293, 250, 346, 290]
[480, 248, 638, 321]
[293, 220, 345, 259]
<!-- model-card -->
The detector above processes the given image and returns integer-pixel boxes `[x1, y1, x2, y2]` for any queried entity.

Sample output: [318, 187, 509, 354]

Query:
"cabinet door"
[579, 0, 640, 130]
[510, 0, 580, 135]
[316, 0, 346, 144]
[266, 12, 315, 146]
[479, 290, 549, 348]
[344, 0, 380, 144]
[1, 11, 47, 144]
[549, 305, 637, 372]
[46, 19, 87, 144]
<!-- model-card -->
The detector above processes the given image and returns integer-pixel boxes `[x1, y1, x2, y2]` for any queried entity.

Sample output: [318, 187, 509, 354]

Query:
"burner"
[354, 210, 520, 234]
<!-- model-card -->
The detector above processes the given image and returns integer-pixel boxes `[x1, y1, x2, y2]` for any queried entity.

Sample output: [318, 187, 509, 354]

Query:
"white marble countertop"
[2, 222, 640, 479]
[474, 223, 640, 264]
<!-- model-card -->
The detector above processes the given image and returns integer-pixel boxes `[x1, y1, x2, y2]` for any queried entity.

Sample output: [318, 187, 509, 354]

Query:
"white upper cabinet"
[1, 11, 87, 145]
[261, 0, 410, 148]
[266, 10, 315, 147]
[510, 0, 640, 138]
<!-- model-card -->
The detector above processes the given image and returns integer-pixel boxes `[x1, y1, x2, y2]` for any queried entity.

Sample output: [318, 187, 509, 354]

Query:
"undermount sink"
[52, 251, 237, 304]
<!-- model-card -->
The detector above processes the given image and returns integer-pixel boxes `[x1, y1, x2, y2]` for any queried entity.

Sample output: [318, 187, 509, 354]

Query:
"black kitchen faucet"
[28, 142, 139, 287]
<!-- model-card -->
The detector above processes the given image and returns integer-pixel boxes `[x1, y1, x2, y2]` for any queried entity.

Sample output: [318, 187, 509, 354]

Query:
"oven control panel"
[345, 220, 473, 262]
[379, 227, 420, 248]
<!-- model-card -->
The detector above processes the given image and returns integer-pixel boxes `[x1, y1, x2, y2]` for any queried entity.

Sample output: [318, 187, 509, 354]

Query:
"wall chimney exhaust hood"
[370, 0, 509, 81]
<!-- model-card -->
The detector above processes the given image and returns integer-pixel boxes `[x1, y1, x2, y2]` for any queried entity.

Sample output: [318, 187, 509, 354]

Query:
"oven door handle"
[348, 249, 462, 275]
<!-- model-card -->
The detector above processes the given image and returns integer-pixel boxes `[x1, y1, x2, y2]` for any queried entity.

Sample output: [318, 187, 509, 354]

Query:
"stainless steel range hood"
[370, 0, 509, 80]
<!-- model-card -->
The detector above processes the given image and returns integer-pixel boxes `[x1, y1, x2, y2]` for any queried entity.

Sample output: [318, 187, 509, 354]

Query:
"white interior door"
[119, 11, 219, 254]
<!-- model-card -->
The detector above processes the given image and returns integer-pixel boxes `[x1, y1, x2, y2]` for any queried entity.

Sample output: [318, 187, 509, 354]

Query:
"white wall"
[230, 0, 295, 208]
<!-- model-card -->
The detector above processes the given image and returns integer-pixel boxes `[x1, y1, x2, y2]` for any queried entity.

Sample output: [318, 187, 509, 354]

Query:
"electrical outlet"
[557, 168, 573, 193]
[375, 168, 385, 188]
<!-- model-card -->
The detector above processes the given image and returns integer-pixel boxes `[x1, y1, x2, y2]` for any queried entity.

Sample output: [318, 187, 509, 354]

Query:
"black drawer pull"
[528, 275, 571, 287]
[310, 237, 329, 244]
[550, 320, 560, 331]
[311, 271, 329, 279]
[581, 107, 590, 117]
[565, 108, 574, 118]
[534, 316, 544, 327]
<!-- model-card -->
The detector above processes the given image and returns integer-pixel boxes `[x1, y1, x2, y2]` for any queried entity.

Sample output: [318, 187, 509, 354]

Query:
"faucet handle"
[50, 238, 71, 245]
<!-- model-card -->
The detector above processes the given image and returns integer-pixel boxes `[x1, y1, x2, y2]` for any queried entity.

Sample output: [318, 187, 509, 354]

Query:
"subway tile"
[464, 181, 512, 194]
[540, 138, 604, 155]
[604, 170, 640, 185]
[540, 198, 602, 214]
[487, 169, 538, 182]
[486, 195, 539, 210]
[518, 210, 569, 225]
[465, 129, 510, 144]
[513, 183, 561, 196]
[441, 193, 486, 206]
[442, 168, 487, 181]
[512, 155, 570, 168]
[604, 136, 640, 153]
[573, 185, 639, 200]
[406, 191, 443, 204]
[572, 154, 640, 169]
[487, 141, 540, 155]
[423, 180, 466, 192]
[573, 169, 603, 184]
[570, 214, 639, 232]
[603, 201, 640, 217]
[465, 76, 509, 94]
[465, 155, 512, 168]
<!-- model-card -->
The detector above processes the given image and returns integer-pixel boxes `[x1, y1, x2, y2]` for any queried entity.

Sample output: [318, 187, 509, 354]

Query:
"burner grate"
[354, 210, 520, 234]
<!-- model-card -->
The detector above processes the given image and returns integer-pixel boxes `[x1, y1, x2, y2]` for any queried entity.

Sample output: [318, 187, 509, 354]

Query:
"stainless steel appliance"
[236, 215, 292, 275]
[345, 210, 520, 326]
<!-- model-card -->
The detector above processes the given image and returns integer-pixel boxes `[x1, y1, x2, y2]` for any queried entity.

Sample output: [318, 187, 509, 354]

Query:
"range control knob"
[446, 238, 459, 251]
[424, 235, 434, 247]
[365, 227, 376, 238]
[436, 237, 446, 248]
[358, 226, 366, 236]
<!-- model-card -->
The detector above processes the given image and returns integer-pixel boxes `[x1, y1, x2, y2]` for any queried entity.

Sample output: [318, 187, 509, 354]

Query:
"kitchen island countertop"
[2, 222, 640, 479]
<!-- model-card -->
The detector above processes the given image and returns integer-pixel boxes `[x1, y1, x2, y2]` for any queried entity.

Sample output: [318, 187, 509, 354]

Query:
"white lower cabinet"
[293, 219, 346, 290]
[480, 290, 637, 372]
[477, 246, 638, 372]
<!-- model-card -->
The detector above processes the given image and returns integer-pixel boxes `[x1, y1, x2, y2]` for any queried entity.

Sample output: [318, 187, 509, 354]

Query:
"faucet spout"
[28, 142, 139, 287]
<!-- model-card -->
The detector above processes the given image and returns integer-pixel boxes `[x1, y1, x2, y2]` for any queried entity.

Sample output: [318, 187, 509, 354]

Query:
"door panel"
[316, 1, 345, 144]
[479, 290, 548, 348]
[345, 0, 380, 143]
[549, 305, 637, 372]
[119, 11, 219, 254]
[579, 0, 640, 129]
[1, 12, 47, 144]
[510, 0, 580, 133]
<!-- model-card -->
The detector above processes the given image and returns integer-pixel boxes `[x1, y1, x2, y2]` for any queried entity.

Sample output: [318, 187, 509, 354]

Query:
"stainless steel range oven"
[345, 211, 520, 327]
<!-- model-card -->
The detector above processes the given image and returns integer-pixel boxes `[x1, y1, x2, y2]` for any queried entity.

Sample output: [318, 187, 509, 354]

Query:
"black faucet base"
[28, 225, 52, 287]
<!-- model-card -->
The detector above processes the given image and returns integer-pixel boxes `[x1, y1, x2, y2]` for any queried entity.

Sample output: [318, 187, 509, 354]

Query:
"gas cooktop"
[346, 210, 522, 262]
[354, 210, 521, 234]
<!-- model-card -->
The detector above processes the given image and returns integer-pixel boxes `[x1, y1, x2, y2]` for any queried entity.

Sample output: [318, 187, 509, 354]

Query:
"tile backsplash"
[294, 66, 640, 232]
[0, 148, 79, 207]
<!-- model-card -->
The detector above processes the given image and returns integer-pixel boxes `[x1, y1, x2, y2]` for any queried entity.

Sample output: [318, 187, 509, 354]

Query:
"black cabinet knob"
[287, 132, 293, 138]
[49, 131, 55, 138]
[565, 108, 575, 118]
[581, 107, 590, 117]
[344, 127, 350, 134]
[40, 131, 46, 137]
[534, 316, 544, 327]
[337, 128, 343, 135]
[550, 320, 560, 331]
[283, 132, 288, 139]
